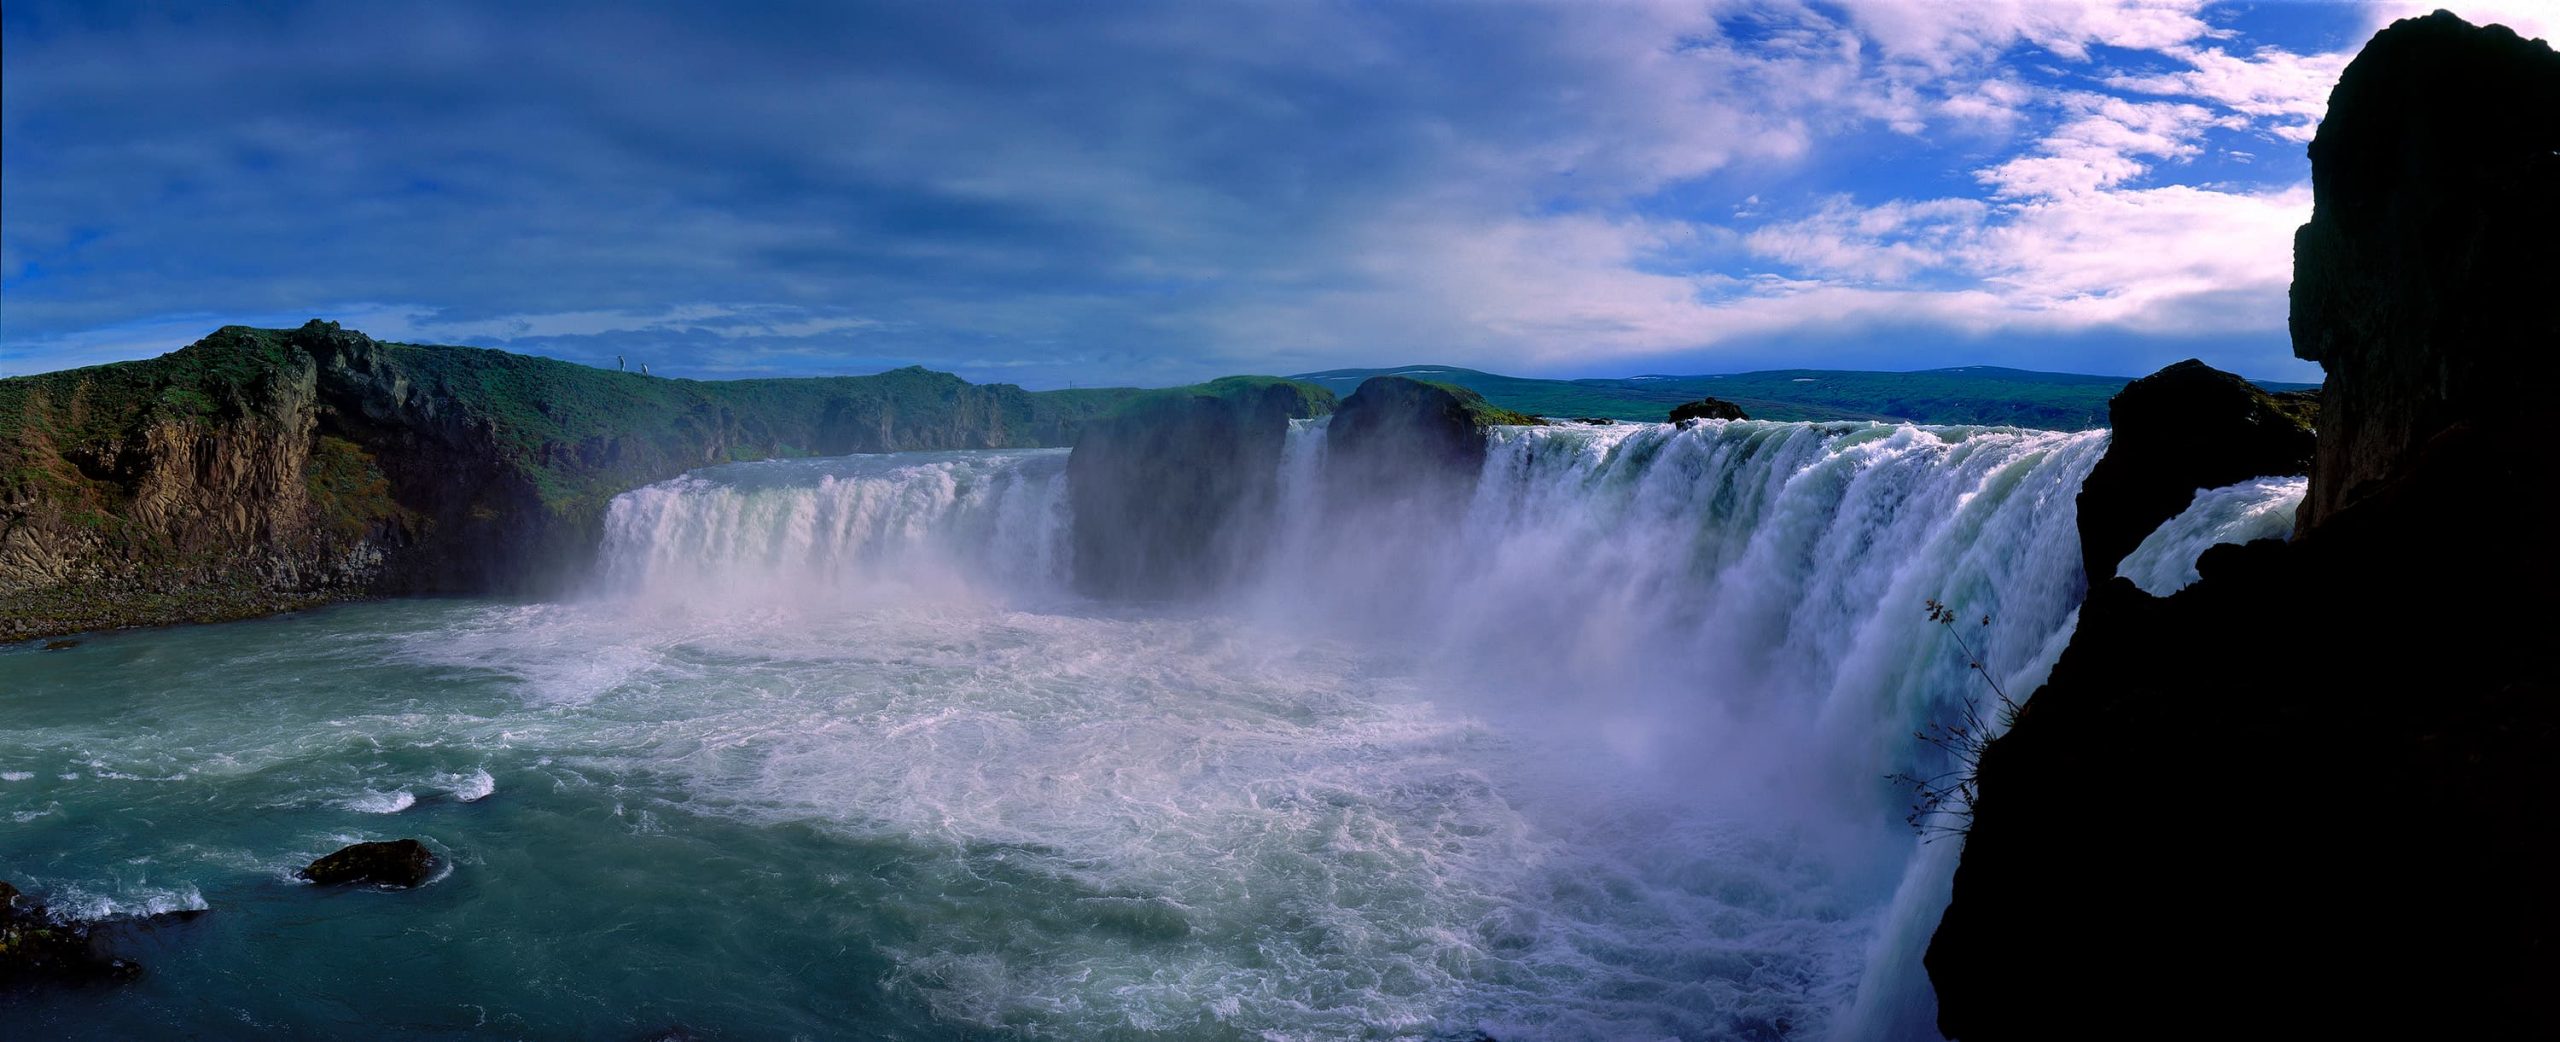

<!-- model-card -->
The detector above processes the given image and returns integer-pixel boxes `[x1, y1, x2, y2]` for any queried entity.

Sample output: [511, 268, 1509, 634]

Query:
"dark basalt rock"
[1929, 13, 2560, 1040]
[2072, 359, 2316, 585]
[1325, 376, 1535, 516]
[300, 839, 438, 888]
[2290, 9, 2560, 528]
[1666, 397, 1749, 423]
[1, 881, 146, 988]
[1065, 378, 1334, 600]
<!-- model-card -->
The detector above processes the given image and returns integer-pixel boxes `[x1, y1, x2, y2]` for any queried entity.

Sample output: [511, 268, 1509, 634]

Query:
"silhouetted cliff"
[0, 321, 1133, 638]
[1929, 12, 2559, 1040]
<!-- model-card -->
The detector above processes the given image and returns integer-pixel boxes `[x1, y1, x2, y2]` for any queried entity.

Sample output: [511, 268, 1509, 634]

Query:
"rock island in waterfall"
[4, 5, 2552, 1041]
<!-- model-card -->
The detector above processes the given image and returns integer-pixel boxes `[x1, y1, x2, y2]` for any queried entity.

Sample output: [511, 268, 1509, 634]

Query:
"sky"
[4, 1, 2554, 388]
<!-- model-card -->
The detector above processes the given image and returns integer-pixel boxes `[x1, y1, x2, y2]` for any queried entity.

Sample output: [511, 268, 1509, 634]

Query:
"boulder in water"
[2072, 359, 2315, 585]
[300, 839, 438, 888]
[1, 880, 146, 987]
[1666, 397, 1748, 423]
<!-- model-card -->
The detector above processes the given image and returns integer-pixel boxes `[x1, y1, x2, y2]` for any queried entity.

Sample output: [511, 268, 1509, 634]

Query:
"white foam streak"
[340, 788, 416, 814]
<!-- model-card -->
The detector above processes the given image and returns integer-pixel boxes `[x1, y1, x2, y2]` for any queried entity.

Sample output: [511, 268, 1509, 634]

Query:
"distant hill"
[1292, 364, 2319, 429]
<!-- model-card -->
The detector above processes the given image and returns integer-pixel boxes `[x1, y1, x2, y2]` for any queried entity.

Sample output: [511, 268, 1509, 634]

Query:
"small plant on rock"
[1889, 598, 2024, 840]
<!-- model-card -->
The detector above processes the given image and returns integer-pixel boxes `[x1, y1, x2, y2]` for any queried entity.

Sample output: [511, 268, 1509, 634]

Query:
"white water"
[581, 418, 2118, 1039]
[2116, 475, 2307, 596]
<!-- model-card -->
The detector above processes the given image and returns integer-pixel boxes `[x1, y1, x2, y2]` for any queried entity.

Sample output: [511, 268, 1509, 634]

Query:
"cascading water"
[2, 418, 2309, 1041]
[2114, 475, 2306, 596]
[586, 418, 2112, 1039]
[599, 449, 1075, 604]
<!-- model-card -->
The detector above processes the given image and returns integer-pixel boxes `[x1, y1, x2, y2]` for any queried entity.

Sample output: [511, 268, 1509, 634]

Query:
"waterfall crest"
[599, 449, 1072, 604]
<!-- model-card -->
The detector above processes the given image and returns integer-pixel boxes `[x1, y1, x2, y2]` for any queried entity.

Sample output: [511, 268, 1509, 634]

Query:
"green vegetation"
[1294, 364, 2318, 429]
[1411, 379, 1541, 427]
[305, 435, 407, 541]
[1100, 374, 1336, 420]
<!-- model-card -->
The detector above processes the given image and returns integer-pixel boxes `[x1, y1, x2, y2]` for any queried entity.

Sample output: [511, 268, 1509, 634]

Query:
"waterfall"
[598, 449, 1074, 605]
[595, 420, 2302, 1038]
[2115, 475, 2306, 596]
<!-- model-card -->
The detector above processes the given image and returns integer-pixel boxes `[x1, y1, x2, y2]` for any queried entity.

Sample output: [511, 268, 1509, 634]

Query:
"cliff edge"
[1929, 12, 2559, 1039]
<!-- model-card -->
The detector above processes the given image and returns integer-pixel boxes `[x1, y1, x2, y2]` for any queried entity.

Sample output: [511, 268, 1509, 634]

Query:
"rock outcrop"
[2071, 359, 2316, 585]
[0, 321, 1133, 639]
[2289, 10, 2560, 528]
[1324, 376, 1535, 520]
[1065, 377, 1334, 599]
[1929, 13, 2560, 1040]
[1, 881, 147, 987]
[1666, 397, 1749, 423]
[300, 839, 439, 888]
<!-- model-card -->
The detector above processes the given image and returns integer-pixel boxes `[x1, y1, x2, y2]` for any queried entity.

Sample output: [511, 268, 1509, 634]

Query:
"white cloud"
[1838, 0, 2216, 70]
[1744, 197, 1990, 281]
[2107, 44, 2350, 142]
[1979, 93, 2235, 198]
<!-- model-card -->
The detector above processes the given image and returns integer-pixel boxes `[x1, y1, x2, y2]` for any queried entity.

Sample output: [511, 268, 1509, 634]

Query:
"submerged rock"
[1929, 13, 2560, 1040]
[2072, 359, 2315, 585]
[1, 881, 146, 988]
[300, 839, 438, 888]
[40, 638, 79, 651]
[1666, 397, 1748, 423]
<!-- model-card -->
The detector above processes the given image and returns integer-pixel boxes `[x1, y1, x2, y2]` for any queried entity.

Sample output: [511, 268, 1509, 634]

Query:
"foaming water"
[2116, 475, 2306, 595]
[4, 421, 2266, 1041]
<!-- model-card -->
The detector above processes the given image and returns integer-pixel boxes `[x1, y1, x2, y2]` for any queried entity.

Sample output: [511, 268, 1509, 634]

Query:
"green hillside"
[1291, 364, 2319, 429]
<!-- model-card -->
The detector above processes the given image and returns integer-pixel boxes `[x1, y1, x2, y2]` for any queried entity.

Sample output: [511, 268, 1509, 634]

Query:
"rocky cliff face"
[2071, 359, 2316, 586]
[2290, 11, 2560, 527]
[1, 321, 1127, 638]
[1065, 377, 1334, 599]
[1929, 13, 2559, 1040]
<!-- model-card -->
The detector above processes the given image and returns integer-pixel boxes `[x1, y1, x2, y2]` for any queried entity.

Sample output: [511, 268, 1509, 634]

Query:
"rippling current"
[0, 420, 2301, 1040]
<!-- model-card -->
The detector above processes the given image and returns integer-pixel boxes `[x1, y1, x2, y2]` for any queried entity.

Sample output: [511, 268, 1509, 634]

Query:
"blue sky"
[4, 1, 2552, 387]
